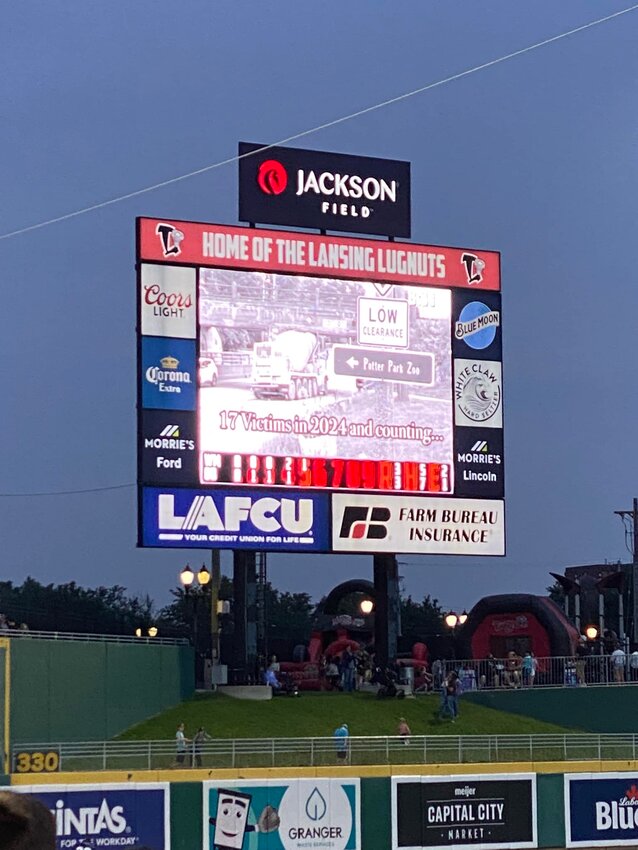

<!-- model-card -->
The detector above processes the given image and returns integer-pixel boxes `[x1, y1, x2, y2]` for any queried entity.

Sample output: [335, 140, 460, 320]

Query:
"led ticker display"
[137, 218, 504, 555]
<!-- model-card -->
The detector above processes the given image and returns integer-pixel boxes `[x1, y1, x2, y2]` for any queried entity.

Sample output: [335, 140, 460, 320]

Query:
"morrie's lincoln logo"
[339, 506, 390, 540]
[155, 222, 184, 256]
[257, 159, 288, 195]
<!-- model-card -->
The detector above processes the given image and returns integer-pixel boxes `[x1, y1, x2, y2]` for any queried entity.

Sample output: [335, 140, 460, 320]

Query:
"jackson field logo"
[257, 159, 288, 195]
[455, 302, 500, 350]
[454, 360, 502, 428]
[338, 506, 390, 540]
[239, 142, 411, 237]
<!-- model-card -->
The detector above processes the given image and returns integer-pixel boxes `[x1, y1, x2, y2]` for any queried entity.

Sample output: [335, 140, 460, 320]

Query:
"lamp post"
[360, 599, 374, 615]
[179, 559, 222, 685]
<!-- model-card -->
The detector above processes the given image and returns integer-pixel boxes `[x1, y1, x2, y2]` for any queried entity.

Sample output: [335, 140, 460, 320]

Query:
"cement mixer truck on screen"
[251, 330, 328, 400]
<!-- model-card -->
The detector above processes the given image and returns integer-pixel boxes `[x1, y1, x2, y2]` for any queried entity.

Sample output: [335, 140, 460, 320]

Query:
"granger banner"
[203, 778, 361, 850]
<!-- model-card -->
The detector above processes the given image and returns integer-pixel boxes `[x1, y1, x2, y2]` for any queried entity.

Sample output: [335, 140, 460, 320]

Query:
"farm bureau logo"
[455, 362, 501, 423]
[257, 159, 288, 195]
[339, 506, 390, 540]
[455, 302, 500, 350]
[145, 356, 192, 395]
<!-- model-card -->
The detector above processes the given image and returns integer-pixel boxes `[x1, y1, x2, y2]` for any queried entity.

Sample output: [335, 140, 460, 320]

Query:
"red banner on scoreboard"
[139, 218, 500, 291]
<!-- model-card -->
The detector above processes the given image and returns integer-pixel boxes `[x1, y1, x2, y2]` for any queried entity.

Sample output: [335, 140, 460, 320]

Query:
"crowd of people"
[0, 613, 29, 632]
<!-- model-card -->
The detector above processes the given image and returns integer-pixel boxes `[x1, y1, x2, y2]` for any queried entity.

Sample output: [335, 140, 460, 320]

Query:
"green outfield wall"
[465, 683, 638, 732]
[13, 765, 630, 850]
[9, 638, 195, 742]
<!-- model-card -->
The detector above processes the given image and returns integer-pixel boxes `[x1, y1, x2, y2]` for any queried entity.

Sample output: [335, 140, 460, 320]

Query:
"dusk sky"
[2, 1, 637, 614]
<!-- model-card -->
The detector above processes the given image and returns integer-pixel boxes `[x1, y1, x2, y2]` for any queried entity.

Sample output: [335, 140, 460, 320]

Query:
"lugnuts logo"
[257, 160, 288, 195]
[155, 223, 184, 257]
[339, 506, 390, 540]
[461, 252, 485, 285]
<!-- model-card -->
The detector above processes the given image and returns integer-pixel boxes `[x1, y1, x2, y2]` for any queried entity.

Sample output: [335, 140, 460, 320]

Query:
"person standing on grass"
[193, 726, 212, 768]
[398, 717, 411, 745]
[334, 723, 349, 762]
[174, 722, 190, 767]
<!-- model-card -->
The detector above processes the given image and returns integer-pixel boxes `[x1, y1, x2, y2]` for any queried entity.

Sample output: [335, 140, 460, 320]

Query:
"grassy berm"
[118, 691, 570, 740]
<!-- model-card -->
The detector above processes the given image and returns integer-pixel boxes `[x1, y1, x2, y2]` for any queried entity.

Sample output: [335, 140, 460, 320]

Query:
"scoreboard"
[137, 218, 504, 556]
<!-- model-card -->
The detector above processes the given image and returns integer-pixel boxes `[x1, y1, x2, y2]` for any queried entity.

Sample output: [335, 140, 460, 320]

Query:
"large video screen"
[198, 269, 453, 493]
[137, 218, 504, 554]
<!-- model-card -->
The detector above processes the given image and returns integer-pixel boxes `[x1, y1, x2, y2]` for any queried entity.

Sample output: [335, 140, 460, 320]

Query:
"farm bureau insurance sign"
[238, 142, 411, 237]
[392, 775, 536, 850]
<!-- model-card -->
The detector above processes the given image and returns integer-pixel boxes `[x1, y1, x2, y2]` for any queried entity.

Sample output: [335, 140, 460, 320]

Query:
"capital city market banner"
[14, 783, 170, 850]
[392, 774, 537, 850]
[203, 778, 360, 850]
[565, 772, 638, 847]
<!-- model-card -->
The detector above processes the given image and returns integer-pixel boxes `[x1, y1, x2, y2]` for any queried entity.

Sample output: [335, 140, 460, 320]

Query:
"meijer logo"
[159, 494, 313, 534]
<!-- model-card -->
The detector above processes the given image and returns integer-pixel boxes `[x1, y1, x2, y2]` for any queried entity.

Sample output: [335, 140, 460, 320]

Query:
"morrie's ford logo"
[339, 506, 390, 540]
[257, 159, 288, 195]
[159, 494, 314, 534]
[144, 424, 194, 452]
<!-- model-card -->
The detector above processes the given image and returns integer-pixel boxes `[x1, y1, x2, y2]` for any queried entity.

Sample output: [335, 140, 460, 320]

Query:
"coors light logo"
[140, 264, 196, 338]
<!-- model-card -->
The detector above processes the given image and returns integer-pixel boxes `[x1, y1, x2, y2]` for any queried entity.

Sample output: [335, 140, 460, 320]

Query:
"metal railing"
[12, 732, 638, 773]
[0, 629, 188, 645]
[434, 654, 638, 691]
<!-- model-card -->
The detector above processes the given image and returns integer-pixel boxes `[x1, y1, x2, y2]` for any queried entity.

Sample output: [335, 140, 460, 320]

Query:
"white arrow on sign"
[346, 356, 359, 368]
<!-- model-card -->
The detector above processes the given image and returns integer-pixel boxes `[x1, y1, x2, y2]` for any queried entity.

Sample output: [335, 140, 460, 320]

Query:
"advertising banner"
[332, 494, 505, 555]
[141, 487, 330, 551]
[203, 778, 360, 850]
[238, 141, 411, 237]
[453, 428, 504, 499]
[138, 219, 501, 292]
[565, 772, 638, 847]
[392, 774, 536, 850]
[140, 263, 196, 339]
[141, 336, 196, 411]
[16, 783, 170, 850]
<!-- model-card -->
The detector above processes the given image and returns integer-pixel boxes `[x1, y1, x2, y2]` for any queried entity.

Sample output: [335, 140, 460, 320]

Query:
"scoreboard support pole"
[232, 551, 258, 684]
[373, 554, 400, 669]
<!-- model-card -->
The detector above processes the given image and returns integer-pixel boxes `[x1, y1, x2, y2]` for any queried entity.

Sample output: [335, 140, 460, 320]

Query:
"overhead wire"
[0, 4, 636, 496]
[0, 3, 636, 242]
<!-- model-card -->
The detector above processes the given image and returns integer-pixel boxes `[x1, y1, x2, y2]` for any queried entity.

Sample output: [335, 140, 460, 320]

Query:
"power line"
[1, 3, 636, 242]
[0, 483, 135, 498]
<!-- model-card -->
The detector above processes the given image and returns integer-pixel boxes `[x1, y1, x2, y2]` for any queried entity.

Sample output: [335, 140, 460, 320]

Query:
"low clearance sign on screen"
[137, 217, 504, 556]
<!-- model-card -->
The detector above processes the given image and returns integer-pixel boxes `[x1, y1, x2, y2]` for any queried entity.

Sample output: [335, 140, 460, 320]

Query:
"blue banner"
[142, 487, 330, 551]
[18, 783, 169, 850]
[566, 774, 638, 847]
[141, 336, 196, 411]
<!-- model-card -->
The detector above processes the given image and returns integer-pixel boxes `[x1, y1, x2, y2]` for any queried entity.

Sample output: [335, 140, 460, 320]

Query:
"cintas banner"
[238, 142, 411, 237]
[392, 774, 536, 850]
[15, 783, 170, 850]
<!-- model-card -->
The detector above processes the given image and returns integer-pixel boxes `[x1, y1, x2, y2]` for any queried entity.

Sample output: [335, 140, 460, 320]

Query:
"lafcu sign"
[238, 142, 411, 237]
